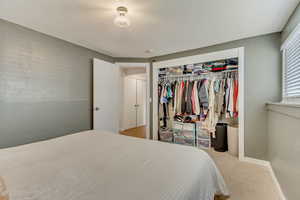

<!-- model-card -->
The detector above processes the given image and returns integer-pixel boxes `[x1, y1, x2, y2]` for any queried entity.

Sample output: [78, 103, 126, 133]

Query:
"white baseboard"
[241, 156, 270, 166]
[242, 157, 286, 200]
[267, 164, 287, 200]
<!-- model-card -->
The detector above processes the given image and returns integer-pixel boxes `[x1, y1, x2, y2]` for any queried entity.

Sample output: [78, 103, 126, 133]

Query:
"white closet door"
[123, 78, 137, 129]
[93, 58, 119, 133]
[137, 80, 146, 127]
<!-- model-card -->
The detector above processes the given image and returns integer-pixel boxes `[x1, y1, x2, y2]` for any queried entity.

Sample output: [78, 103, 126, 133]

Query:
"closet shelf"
[159, 69, 238, 80]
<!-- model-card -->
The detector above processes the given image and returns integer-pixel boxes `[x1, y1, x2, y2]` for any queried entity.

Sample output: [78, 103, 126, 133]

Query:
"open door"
[93, 58, 119, 133]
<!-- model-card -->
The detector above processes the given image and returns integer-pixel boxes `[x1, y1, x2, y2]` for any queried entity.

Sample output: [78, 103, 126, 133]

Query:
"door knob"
[95, 107, 100, 111]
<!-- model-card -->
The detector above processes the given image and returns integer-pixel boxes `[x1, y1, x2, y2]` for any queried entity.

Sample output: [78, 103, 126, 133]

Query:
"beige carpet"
[206, 149, 281, 200]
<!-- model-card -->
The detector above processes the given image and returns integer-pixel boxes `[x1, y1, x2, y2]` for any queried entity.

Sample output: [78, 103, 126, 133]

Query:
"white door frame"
[116, 62, 151, 139]
[152, 47, 245, 160]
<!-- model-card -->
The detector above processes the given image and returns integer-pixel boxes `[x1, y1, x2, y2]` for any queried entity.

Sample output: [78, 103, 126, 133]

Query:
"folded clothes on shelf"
[226, 65, 238, 70]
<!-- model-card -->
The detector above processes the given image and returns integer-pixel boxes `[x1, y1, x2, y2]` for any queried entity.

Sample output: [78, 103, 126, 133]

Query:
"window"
[282, 24, 300, 103]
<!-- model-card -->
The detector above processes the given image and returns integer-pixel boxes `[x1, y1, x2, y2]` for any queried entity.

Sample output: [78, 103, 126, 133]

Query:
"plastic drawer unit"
[174, 135, 195, 147]
[159, 129, 173, 143]
[196, 122, 211, 149]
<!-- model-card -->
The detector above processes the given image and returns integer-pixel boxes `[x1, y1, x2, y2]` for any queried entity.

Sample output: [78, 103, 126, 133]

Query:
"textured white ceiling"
[0, 0, 299, 57]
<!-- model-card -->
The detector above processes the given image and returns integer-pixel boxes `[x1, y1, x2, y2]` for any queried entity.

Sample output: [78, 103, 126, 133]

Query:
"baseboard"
[242, 157, 286, 200]
[267, 164, 287, 200]
[241, 157, 270, 166]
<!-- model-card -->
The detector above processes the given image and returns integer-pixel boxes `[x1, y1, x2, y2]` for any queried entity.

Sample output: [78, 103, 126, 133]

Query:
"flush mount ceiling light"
[114, 6, 130, 28]
[145, 49, 154, 54]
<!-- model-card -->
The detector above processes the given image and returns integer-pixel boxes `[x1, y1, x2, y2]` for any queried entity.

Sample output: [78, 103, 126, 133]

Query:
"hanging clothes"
[198, 79, 209, 115]
[233, 77, 239, 118]
[159, 74, 238, 118]
[176, 81, 184, 114]
[224, 78, 231, 118]
[172, 82, 177, 113]
[181, 81, 187, 114]
[158, 84, 165, 127]
[214, 79, 225, 115]
[192, 81, 201, 115]
[228, 78, 234, 118]
[158, 64, 239, 140]
[202, 78, 219, 134]
[158, 82, 172, 129]
[186, 81, 194, 115]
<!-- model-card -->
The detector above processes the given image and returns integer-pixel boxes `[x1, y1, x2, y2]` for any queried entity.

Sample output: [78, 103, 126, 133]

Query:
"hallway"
[120, 126, 146, 139]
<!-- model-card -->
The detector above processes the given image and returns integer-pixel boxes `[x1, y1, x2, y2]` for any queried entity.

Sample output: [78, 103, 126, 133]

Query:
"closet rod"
[162, 57, 239, 69]
[159, 69, 238, 80]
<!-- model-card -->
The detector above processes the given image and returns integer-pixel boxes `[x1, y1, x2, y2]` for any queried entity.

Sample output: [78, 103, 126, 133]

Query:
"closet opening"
[152, 48, 245, 160]
[118, 63, 150, 139]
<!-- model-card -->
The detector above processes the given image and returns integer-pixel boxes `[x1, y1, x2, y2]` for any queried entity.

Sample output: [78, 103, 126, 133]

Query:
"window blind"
[284, 31, 300, 98]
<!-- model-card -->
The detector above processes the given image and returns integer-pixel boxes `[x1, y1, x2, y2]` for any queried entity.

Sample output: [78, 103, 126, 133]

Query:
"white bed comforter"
[0, 131, 229, 200]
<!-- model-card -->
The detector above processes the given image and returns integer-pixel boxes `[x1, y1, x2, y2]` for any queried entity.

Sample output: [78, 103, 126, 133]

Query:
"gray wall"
[266, 3, 300, 199]
[0, 19, 114, 148]
[151, 33, 282, 160]
[267, 105, 300, 200]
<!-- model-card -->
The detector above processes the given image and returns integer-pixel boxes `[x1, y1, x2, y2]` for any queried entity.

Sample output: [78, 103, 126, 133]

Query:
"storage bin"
[174, 135, 195, 147]
[173, 121, 183, 131]
[159, 129, 173, 143]
[181, 130, 195, 139]
[182, 123, 195, 131]
[197, 129, 210, 139]
[195, 121, 202, 130]
[197, 138, 210, 149]
[196, 122, 210, 137]
[197, 134, 210, 140]
[197, 131, 210, 149]
[172, 129, 181, 137]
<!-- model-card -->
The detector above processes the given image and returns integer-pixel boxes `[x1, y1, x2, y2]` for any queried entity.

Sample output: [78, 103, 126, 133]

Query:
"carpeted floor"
[206, 149, 281, 200]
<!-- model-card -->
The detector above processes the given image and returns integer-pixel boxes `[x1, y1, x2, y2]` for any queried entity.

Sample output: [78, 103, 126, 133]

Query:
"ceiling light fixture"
[145, 49, 153, 54]
[114, 6, 130, 28]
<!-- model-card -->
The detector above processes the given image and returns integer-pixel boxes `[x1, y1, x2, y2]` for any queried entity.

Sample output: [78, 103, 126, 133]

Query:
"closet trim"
[152, 47, 245, 160]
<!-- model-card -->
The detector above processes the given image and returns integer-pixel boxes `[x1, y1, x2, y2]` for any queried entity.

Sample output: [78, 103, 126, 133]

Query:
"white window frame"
[281, 23, 300, 104]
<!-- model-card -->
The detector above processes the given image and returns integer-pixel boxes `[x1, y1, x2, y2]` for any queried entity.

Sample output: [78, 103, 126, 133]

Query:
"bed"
[0, 130, 229, 200]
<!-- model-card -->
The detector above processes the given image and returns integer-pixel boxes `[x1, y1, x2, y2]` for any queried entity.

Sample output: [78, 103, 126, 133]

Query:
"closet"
[153, 48, 244, 158]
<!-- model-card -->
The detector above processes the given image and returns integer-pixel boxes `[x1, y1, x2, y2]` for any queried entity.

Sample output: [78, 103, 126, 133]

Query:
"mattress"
[0, 131, 229, 200]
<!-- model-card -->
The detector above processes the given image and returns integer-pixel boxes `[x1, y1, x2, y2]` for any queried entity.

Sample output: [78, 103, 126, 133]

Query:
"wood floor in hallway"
[120, 126, 146, 139]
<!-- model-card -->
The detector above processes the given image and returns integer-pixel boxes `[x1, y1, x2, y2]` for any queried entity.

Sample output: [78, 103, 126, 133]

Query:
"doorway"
[152, 48, 245, 160]
[117, 63, 150, 139]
